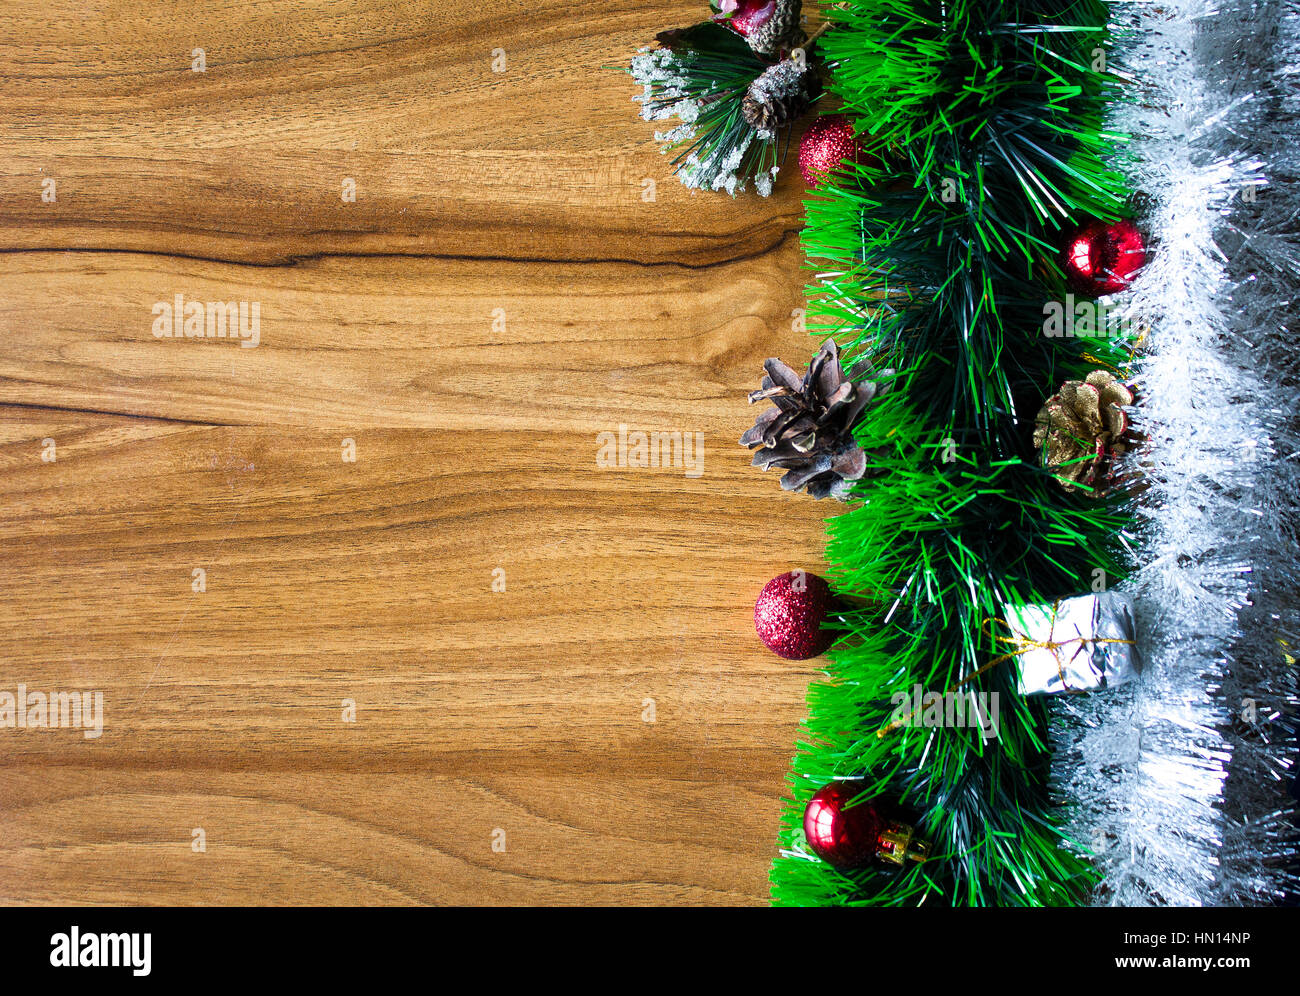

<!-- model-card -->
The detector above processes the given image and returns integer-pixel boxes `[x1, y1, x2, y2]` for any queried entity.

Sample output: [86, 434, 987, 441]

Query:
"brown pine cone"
[741, 58, 820, 133]
[740, 339, 892, 500]
[747, 0, 805, 55]
[714, 1, 806, 56]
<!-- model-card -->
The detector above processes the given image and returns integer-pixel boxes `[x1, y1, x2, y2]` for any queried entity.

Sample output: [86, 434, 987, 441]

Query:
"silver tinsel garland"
[1049, 0, 1300, 906]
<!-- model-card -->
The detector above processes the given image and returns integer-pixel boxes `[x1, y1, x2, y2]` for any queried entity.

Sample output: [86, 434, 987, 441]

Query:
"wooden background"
[0, 1, 830, 904]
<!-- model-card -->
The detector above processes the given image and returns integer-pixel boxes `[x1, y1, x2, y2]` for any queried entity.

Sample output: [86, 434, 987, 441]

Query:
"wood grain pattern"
[0, 0, 827, 905]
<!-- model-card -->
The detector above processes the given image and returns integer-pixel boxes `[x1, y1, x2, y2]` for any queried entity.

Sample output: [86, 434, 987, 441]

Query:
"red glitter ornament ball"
[803, 781, 885, 868]
[1062, 218, 1146, 296]
[754, 570, 835, 660]
[799, 114, 865, 187]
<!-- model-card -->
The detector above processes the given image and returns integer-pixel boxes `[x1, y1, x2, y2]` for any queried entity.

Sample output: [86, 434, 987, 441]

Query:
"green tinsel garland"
[771, 0, 1139, 906]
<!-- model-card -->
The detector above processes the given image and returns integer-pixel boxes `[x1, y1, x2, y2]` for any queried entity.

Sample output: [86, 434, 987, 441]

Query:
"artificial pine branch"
[630, 22, 827, 195]
[772, 0, 1138, 906]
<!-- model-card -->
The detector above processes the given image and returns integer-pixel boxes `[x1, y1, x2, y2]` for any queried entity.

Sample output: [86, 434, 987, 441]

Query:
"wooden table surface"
[0, 1, 829, 905]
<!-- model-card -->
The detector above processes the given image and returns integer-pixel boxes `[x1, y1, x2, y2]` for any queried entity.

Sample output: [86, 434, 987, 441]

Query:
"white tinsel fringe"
[1049, 0, 1300, 906]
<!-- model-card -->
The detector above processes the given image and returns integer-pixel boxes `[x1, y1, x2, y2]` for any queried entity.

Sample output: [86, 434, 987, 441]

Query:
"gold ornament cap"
[877, 819, 931, 866]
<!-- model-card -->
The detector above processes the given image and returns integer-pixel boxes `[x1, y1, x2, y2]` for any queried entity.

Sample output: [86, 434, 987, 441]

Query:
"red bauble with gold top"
[803, 781, 932, 869]
[803, 782, 885, 867]
[1062, 218, 1146, 296]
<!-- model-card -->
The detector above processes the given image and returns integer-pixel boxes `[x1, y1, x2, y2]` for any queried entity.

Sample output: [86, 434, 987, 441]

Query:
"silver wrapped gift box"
[999, 591, 1142, 696]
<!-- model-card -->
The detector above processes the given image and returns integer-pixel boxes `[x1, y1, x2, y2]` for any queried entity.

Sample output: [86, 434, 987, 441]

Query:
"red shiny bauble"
[713, 0, 777, 39]
[1062, 218, 1146, 296]
[754, 570, 835, 659]
[799, 114, 867, 187]
[803, 781, 885, 868]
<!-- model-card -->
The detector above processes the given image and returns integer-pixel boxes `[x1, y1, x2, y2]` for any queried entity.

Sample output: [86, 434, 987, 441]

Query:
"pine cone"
[747, 0, 805, 55]
[740, 339, 892, 500]
[742, 59, 820, 133]
[714, 0, 806, 55]
[1033, 370, 1135, 495]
